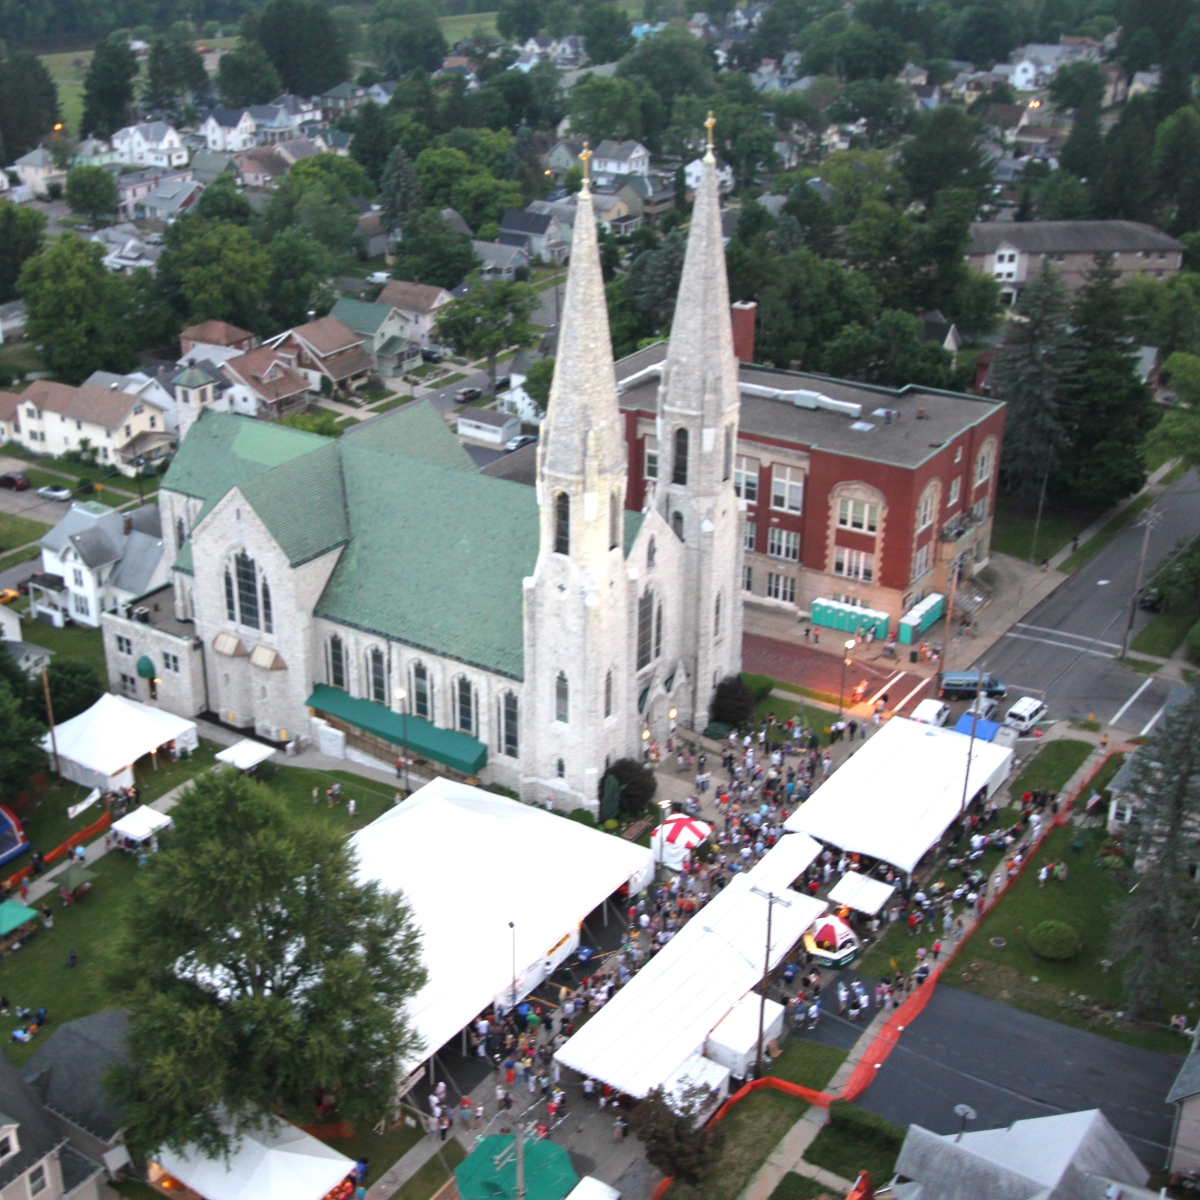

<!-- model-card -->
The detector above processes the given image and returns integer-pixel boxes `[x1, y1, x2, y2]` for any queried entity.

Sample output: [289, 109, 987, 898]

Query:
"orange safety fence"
[3, 810, 112, 892]
[710, 1075, 833, 1124]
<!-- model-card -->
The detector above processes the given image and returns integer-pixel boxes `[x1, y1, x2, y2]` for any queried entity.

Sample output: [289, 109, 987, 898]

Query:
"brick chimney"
[731, 300, 757, 364]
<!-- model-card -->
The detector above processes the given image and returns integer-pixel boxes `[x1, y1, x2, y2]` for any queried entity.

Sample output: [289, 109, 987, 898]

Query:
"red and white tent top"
[653, 814, 711, 846]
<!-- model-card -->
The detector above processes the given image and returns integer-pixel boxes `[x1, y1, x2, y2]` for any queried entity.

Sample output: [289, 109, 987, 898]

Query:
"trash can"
[910, 650, 919, 663]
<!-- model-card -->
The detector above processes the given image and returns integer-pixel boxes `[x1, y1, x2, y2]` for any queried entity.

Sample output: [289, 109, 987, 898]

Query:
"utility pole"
[1028, 461, 1051, 565]
[959, 664, 985, 815]
[41, 664, 60, 781]
[1122, 507, 1162, 659]
[939, 554, 960, 673]
[750, 886, 791, 1078]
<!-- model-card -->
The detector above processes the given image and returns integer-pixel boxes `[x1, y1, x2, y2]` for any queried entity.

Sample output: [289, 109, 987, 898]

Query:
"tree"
[0, 680, 46, 806]
[265, 228, 333, 330]
[351, 101, 391, 187]
[46, 659, 104, 722]
[283, 409, 342, 436]
[370, 0, 448, 76]
[1036, 170, 1091, 220]
[1048, 60, 1105, 111]
[18, 233, 135, 382]
[81, 38, 138, 139]
[1108, 681, 1200, 1017]
[582, 4, 634, 65]
[822, 309, 954, 389]
[899, 106, 991, 206]
[436, 274, 538, 393]
[1059, 97, 1103, 182]
[1091, 99, 1156, 222]
[157, 219, 272, 331]
[216, 40, 282, 108]
[66, 166, 118, 224]
[450, 172, 523, 232]
[828, 79, 912, 150]
[144, 34, 207, 115]
[0, 50, 60, 165]
[392, 210, 478, 289]
[569, 75, 647, 143]
[597, 757, 657, 820]
[379, 144, 423, 233]
[414, 147, 477, 209]
[1153, 106, 1200, 202]
[629, 1085, 725, 1186]
[195, 174, 253, 225]
[523, 355, 554, 416]
[496, 0, 544, 42]
[109, 770, 426, 1156]
[710, 674, 756, 727]
[0, 201, 47, 304]
[617, 28, 713, 118]
[253, 0, 351, 97]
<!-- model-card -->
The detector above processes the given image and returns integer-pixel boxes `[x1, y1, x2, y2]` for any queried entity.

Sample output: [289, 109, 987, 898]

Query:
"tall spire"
[657, 118, 738, 421]
[539, 143, 625, 482]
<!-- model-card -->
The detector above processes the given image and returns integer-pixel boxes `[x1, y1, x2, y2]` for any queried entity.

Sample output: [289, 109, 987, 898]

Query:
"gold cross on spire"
[704, 111, 716, 163]
[579, 141, 593, 195]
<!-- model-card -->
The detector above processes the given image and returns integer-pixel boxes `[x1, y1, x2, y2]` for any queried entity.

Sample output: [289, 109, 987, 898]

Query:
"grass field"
[20, 618, 107, 676]
[768, 1038, 847, 1091]
[440, 11, 498, 38]
[746, 688, 832, 747]
[1130, 604, 1197, 657]
[767, 1174, 835, 1200]
[990, 493, 1099, 563]
[40, 49, 95, 135]
[0, 545, 41, 573]
[1007, 738, 1092, 803]
[803, 1103, 903, 1188]
[0, 512, 50, 553]
[324, 1118, 424, 1188]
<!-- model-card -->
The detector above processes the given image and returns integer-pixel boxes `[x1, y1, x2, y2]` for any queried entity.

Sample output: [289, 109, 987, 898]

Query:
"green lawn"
[0, 341, 45, 376]
[440, 11, 498, 38]
[751, 692, 833, 747]
[1058, 493, 1154, 574]
[39, 49, 95, 134]
[321, 1118, 424, 1188]
[745, 671, 840, 713]
[20, 619, 107, 677]
[767, 1173, 836, 1200]
[0, 545, 40, 573]
[1130, 604, 1197, 657]
[803, 1103, 903, 1189]
[255, 762, 402, 833]
[441, 372, 468, 388]
[990, 493, 1099, 563]
[1007, 738, 1092, 803]
[949, 824, 1186, 1052]
[372, 396, 413, 414]
[768, 1038, 847, 1091]
[389, 1138, 465, 1200]
[0, 512, 50, 553]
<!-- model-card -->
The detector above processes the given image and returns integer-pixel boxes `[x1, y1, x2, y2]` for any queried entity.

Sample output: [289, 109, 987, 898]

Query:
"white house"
[111, 122, 188, 168]
[456, 407, 520, 446]
[591, 139, 651, 182]
[685, 156, 734, 194]
[0, 299, 27, 344]
[31, 501, 166, 629]
[13, 147, 66, 196]
[89, 224, 162, 274]
[376, 280, 453, 348]
[199, 108, 258, 152]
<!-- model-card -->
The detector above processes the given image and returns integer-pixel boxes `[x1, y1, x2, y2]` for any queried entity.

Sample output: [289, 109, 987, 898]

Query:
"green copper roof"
[623, 509, 644, 557]
[330, 296, 393, 337]
[315, 444, 539, 678]
[342, 400, 476, 471]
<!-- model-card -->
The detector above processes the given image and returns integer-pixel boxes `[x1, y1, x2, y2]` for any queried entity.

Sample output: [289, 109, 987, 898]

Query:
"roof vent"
[850, 421, 875, 432]
[110, 381, 119, 390]
[916, 408, 928, 419]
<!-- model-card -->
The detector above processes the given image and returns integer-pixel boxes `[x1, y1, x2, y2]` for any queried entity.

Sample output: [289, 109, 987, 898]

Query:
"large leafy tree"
[436, 274, 539, 393]
[265, 228, 334, 329]
[0, 201, 47, 304]
[379, 144, 423, 233]
[157, 218, 272, 332]
[216, 40, 282, 108]
[46, 660, 104, 723]
[66, 166, 118, 224]
[81, 38, 138, 139]
[0, 679, 46, 806]
[109, 770, 426, 1156]
[1109, 682, 1200, 1017]
[194, 175, 253, 225]
[391, 210, 478, 288]
[144, 33, 208, 115]
[582, 4, 634, 65]
[18, 233, 135, 382]
[370, 0, 448, 76]
[822, 309, 954, 388]
[0, 50, 60, 164]
[253, 0, 350, 97]
[351, 101, 391, 187]
[617, 28, 713, 119]
[628, 1085, 725, 1186]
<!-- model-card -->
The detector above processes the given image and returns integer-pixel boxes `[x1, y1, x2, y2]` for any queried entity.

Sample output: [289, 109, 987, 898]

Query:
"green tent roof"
[456, 1137, 578, 1200]
[307, 684, 487, 775]
[0, 899, 38, 937]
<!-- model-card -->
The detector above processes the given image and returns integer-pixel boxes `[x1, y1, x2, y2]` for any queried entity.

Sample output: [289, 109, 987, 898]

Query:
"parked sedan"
[0, 589, 18, 605]
[505, 434, 538, 452]
[0, 472, 30, 490]
[456, 386, 483, 403]
[365, 271, 391, 284]
[36, 484, 72, 501]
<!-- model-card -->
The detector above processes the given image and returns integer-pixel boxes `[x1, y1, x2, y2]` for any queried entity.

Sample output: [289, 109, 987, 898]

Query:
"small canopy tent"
[457, 1136, 578, 1200]
[216, 739, 276, 771]
[153, 1118, 355, 1200]
[565, 1178, 620, 1200]
[649, 813, 712, 870]
[40, 693, 198, 790]
[0, 900, 37, 937]
[111, 805, 172, 848]
[828, 871, 896, 917]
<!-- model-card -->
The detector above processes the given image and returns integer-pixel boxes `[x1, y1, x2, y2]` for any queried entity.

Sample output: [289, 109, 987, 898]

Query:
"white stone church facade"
[100, 152, 744, 811]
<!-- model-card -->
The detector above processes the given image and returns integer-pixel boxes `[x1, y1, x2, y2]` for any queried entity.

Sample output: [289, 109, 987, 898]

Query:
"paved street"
[417, 367, 492, 416]
[968, 468, 1200, 734]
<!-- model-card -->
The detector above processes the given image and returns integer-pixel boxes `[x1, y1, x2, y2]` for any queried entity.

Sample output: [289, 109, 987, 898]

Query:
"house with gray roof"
[188, 149, 238, 184]
[472, 239, 530, 280]
[89, 224, 162, 275]
[329, 297, 415, 376]
[1170, 1035, 1200, 1173]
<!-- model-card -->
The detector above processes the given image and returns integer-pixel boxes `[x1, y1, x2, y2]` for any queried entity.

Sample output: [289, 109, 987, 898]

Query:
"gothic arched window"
[329, 635, 346, 690]
[673, 427, 689, 485]
[556, 758, 565, 778]
[457, 677, 475, 735]
[647, 537, 656, 568]
[672, 511, 684, 540]
[413, 662, 431, 719]
[654, 602, 663, 659]
[235, 551, 259, 629]
[261, 579, 273, 634]
[609, 491, 620, 550]
[714, 592, 722, 637]
[555, 492, 570, 555]
[605, 669, 613, 717]
[723, 424, 733, 481]
[224, 568, 235, 622]
[637, 590, 654, 669]
[556, 671, 569, 723]
[175, 517, 185, 549]
[502, 692, 519, 757]
[369, 646, 386, 703]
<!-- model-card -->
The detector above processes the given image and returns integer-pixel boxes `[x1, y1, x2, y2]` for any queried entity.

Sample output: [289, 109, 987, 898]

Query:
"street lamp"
[954, 1104, 977, 1142]
[838, 639, 856, 716]
[393, 686, 408, 796]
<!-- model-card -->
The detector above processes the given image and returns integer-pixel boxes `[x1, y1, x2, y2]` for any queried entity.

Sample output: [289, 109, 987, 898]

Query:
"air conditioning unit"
[133, 606, 150, 623]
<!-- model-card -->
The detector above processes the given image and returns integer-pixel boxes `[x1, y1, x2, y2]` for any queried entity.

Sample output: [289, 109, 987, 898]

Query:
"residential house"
[1100, 61, 1128, 106]
[918, 310, 962, 355]
[31, 501, 165, 628]
[235, 145, 290, 188]
[376, 280, 453, 348]
[0, 389, 17, 443]
[911, 83, 940, 110]
[189, 149, 238, 184]
[588, 191, 640, 235]
[898, 62, 928, 86]
[0, 624, 55, 675]
[85, 369, 179, 435]
[591, 139, 651, 182]
[437, 56, 479, 86]
[472, 239, 531, 279]
[499, 208, 568, 263]
[70, 137, 119, 167]
[13, 147, 66, 196]
[112, 167, 192, 221]
[558, 61, 619, 92]
[217, 346, 313, 420]
[324, 129, 354, 155]
[274, 135, 329, 165]
[890, 1110, 1157, 1200]
[457, 407, 520, 446]
[1130, 68, 1161, 96]
[546, 136, 586, 180]
[1169, 1031, 1200, 1172]
[271, 92, 321, 123]
[199, 107, 258, 152]
[321, 81, 367, 120]
[169, 360, 236, 440]
[441, 207, 474, 237]
[527, 198, 577, 242]
[684, 156, 734, 193]
[111, 122, 188, 168]
[180, 320, 257, 359]
[356, 210, 388, 258]
[248, 103, 300, 143]
[0, 299, 27, 344]
[968, 219, 1185, 303]
[15, 379, 173, 473]
[265, 315, 375, 393]
[0, 1052, 106, 1200]
[330, 297, 414, 376]
[367, 80, 398, 105]
[137, 177, 203, 222]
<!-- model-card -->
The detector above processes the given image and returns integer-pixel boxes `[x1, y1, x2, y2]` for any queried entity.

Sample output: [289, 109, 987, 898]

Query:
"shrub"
[711, 674, 757, 727]
[598, 757, 657, 820]
[1188, 615, 1200, 664]
[566, 808, 594, 826]
[1026, 918, 1082, 960]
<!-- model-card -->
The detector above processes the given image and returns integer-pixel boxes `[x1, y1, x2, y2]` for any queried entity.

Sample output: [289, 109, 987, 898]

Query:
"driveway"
[854, 984, 1181, 1166]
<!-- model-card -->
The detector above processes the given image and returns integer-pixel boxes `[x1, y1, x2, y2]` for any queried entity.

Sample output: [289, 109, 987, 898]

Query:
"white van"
[1004, 696, 1048, 732]
[911, 698, 951, 726]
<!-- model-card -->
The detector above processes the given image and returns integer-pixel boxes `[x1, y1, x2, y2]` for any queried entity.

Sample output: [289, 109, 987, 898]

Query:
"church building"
[99, 145, 746, 810]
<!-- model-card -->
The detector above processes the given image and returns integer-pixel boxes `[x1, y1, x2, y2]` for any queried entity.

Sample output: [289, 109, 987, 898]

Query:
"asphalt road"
[855, 985, 1181, 1167]
[419, 367, 492, 416]
[969, 468, 1200, 735]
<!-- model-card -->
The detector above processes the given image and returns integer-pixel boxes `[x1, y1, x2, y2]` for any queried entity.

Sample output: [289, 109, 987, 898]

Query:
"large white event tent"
[350, 777, 654, 1072]
[554, 846, 826, 1099]
[40, 693, 198, 790]
[744, 831, 822, 894]
[785, 717, 1013, 875]
[828, 870, 896, 916]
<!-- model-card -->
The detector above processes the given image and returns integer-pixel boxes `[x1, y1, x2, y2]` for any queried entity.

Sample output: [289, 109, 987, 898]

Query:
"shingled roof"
[969, 219, 1184, 256]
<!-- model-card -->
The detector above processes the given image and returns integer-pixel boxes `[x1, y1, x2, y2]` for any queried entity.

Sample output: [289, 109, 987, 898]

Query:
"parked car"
[506, 434, 538, 452]
[939, 670, 1007, 700]
[1003, 696, 1049, 733]
[456, 386, 482, 403]
[1139, 587, 1165, 612]
[910, 698, 951, 726]
[365, 271, 391, 284]
[421, 348, 444, 363]
[36, 484, 72, 501]
[0, 589, 18, 605]
[963, 693, 999, 721]
[0, 472, 30, 490]
[495, 375, 511, 392]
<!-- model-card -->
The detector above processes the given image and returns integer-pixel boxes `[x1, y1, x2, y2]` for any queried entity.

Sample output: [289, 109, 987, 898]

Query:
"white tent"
[41, 693, 198, 790]
[554, 845, 826, 1098]
[154, 1118, 354, 1200]
[649, 813, 711, 870]
[565, 1178, 621, 1200]
[828, 870, 896, 916]
[350, 776, 655, 1072]
[744, 832, 822, 894]
[111, 804, 172, 845]
[705, 992, 785, 1079]
[216, 739, 276, 771]
[785, 717, 1013, 875]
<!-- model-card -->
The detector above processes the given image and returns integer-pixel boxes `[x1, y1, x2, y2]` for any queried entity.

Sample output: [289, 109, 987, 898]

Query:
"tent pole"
[41, 665, 60, 781]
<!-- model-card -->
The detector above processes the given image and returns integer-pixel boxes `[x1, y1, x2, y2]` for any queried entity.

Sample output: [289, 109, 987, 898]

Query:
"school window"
[975, 445, 993, 485]
[971, 494, 989, 521]
[329, 636, 346, 690]
[457, 677, 474, 735]
[604, 669, 613, 717]
[502, 692, 519, 756]
[28, 1164, 46, 1195]
[673, 427, 689, 485]
[838, 499, 878, 533]
[743, 565, 753, 591]
[370, 647, 386, 704]
[413, 663, 431, 719]
[554, 492, 570, 555]
[644, 436, 658, 480]
[73, 592, 89, 616]
[744, 522, 756, 553]
[771, 466, 803, 512]
[912, 541, 931, 581]
[119, 673, 137, 695]
[637, 590, 654, 669]
[916, 489, 937, 531]
[834, 546, 875, 583]
[733, 456, 759, 503]
[723, 425, 734, 481]
[766, 572, 796, 604]
[116, 635, 132, 655]
[555, 671, 569, 723]
[73, 567, 84, 587]
[948, 477, 961, 508]
[163, 652, 179, 673]
[654, 603, 663, 659]
[767, 527, 799, 561]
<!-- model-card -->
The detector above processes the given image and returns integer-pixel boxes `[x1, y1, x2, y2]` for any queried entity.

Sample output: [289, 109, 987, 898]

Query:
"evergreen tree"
[0, 50, 60, 164]
[216, 40, 282, 108]
[253, 0, 350, 97]
[379, 144, 423, 232]
[1059, 96, 1103, 183]
[0, 679, 46, 807]
[350, 101, 391, 188]
[1092, 100, 1156, 222]
[1109, 681, 1200, 1017]
[0, 200, 47, 304]
[81, 37, 138, 139]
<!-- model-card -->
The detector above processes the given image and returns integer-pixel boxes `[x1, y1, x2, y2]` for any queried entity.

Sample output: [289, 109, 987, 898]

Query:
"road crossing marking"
[1003, 631, 1116, 659]
[1014, 622, 1123, 651]
[1110, 677, 1155, 726]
